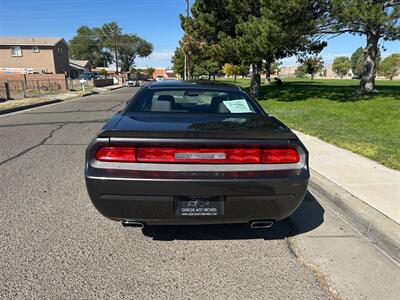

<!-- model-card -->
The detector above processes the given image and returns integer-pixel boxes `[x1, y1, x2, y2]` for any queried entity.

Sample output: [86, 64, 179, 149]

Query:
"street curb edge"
[308, 169, 400, 264]
[0, 99, 62, 115]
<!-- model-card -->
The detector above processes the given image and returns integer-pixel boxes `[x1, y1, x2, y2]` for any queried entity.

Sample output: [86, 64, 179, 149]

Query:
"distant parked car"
[81, 72, 100, 80]
[126, 79, 139, 87]
[156, 76, 164, 82]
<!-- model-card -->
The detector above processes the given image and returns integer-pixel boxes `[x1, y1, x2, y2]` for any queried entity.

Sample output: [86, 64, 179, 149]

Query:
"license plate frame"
[175, 196, 224, 217]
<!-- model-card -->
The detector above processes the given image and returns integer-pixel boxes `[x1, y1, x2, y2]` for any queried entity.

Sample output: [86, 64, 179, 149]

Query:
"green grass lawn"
[219, 77, 400, 170]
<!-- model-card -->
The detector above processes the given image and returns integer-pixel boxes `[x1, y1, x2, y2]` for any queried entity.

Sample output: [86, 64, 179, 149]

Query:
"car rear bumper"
[85, 171, 309, 225]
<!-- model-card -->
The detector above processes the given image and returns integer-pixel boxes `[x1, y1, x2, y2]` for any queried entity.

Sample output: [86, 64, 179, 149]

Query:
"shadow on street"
[142, 191, 324, 241]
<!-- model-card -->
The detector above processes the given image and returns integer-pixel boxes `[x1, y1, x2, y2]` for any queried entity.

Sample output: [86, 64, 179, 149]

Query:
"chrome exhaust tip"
[250, 220, 274, 229]
[121, 220, 144, 228]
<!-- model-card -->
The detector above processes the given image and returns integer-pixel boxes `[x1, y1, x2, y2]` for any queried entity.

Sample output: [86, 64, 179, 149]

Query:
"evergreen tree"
[322, 0, 400, 93]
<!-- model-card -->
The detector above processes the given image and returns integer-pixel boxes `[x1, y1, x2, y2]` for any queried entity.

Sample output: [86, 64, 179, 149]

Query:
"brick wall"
[0, 73, 67, 93]
[93, 78, 114, 87]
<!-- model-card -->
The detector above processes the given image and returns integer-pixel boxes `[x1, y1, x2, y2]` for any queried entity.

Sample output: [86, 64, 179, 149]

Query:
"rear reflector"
[95, 147, 136, 162]
[95, 146, 300, 164]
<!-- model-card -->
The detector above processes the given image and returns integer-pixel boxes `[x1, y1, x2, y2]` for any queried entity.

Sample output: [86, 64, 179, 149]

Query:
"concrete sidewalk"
[93, 84, 124, 92]
[296, 131, 400, 224]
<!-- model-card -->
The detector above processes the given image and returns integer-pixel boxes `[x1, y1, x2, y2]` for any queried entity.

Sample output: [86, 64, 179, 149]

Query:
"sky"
[1, 0, 399, 68]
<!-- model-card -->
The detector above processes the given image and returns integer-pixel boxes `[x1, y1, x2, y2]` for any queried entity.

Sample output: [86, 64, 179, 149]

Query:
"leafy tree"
[96, 22, 123, 72]
[298, 56, 324, 79]
[117, 34, 153, 72]
[172, 47, 186, 78]
[350, 47, 364, 79]
[69, 26, 112, 67]
[379, 53, 400, 80]
[146, 67, 155, 78]
[237, 64, 249, 78]
[270, 61, 280, 75]
[191, 58, 221, 80]
[185, 0, 326, 96]
[295, 65, 307, 78]
[98, 69, 108, 76]
[183, 0, 261, 90]
[322, 0, 400, 93]
[222, 63, 234, 76]
[332, 56, 351, 78]
[222, 63, 243, 82]
[70, 22, 152, 73]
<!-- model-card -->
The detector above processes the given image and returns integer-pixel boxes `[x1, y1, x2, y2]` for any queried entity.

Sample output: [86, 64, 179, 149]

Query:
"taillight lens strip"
[262, 148, 299, 164]
[95, 147, 136, 162]
[95, 146, 300, 164]
[136, 147, 262, 163]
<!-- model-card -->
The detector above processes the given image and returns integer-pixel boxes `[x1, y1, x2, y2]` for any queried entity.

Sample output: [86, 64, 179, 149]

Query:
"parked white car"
[126, 79, 139, 87]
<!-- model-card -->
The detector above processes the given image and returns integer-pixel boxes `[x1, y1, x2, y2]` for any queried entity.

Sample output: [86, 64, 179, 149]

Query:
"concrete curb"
[109, 85, 125, 90]
[0, 89, 106, 116]
[0, 99, 62, 115]
[309, 169, 400, 264]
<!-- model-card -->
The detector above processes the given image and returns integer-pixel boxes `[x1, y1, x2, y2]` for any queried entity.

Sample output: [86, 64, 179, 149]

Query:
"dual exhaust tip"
[121, 220, 144, 228]
[121, 220, 274, 229]
[250, 220, 274, 229]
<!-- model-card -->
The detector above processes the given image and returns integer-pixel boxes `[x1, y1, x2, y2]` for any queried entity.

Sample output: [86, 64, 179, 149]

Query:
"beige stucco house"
[0, 36, 69, 74]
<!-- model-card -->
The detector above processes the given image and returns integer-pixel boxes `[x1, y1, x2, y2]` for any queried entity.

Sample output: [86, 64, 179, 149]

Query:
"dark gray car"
[85, 81, 309, 228]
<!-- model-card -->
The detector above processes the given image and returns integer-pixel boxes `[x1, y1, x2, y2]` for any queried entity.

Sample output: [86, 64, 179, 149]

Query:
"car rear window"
[129, 89, 259, 114]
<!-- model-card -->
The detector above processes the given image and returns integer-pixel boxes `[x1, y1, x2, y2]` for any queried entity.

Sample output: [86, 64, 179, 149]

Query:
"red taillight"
[262, 148, 299, 164]
[136, 147, 261, 163]
[95, 146, 299, 164]
[95, 147, 136, 162]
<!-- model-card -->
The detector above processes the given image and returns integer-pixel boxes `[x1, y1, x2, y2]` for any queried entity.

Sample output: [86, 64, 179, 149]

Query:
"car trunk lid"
[100, 113, 297, 140]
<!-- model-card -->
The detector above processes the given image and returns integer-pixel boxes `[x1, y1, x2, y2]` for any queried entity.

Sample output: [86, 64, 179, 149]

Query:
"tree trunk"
[187, 58, 191, 80]
[265, 58, 272, 85]
[234, 74, 237, 82]
[250, 62, 261, 97]
[360, 32, 379, 94]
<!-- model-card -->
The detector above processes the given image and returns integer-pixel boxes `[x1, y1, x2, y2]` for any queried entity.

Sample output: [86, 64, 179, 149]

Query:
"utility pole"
[184, 0, 189, 80]
[114, 42, 118, 73]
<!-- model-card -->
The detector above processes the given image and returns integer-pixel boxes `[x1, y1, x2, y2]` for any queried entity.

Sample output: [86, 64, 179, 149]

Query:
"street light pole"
[184, 51, 187, 81]
[184, 0, 189, 81]
[115, 42, 118, 73]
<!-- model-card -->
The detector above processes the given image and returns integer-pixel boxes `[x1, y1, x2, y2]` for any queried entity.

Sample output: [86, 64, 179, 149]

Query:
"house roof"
[0, 36, 68, 47]
[69, 59, 92, 70]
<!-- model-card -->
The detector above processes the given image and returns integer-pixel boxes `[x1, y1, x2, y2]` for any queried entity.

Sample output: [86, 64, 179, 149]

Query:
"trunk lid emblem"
[174, 153, 226, 160]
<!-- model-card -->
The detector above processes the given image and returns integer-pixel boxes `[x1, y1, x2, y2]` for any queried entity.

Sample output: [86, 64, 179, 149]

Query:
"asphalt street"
[0, 88, 398, 299]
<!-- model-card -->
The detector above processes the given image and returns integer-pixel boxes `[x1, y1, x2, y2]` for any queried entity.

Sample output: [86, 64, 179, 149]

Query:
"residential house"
[152, 68, 176, 79]
[0, 36, 69, 74]
[69, 59, 92, 79]
[279, 66, 299, 78]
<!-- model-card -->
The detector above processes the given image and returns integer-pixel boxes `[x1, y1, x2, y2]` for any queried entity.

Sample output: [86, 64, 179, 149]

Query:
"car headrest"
[151, 100, 171, 112]
[217, 102, 230, 113]
[211, 95, 228, 112]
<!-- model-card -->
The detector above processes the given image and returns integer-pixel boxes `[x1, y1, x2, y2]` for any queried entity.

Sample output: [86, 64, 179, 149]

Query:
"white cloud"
[137, 50, 175, 61]
[135, 50, 175, 68]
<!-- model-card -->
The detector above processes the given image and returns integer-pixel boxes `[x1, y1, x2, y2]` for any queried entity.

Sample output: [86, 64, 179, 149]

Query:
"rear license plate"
[175, 197, 223, 217]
